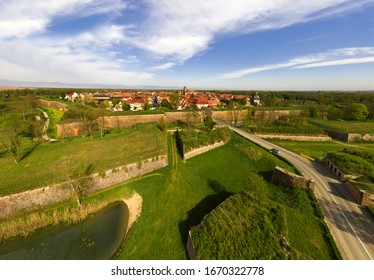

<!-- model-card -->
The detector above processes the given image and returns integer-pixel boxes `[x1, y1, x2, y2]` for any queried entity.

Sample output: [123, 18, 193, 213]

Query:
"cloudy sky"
[0, 0, 373, 90]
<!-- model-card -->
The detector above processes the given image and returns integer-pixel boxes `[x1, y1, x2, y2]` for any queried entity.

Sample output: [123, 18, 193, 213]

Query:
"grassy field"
[268, 139, 374, 159]
[308, 118, 374, 134]
[115, 132, 336, 259]
[0, 123, 167, 196]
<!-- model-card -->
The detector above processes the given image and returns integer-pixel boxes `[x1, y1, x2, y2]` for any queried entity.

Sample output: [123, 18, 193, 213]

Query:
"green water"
[0, 202, 129, 260]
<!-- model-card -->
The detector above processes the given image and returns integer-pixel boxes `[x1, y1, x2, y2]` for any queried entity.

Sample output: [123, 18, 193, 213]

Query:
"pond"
[0, 201, 129, 260]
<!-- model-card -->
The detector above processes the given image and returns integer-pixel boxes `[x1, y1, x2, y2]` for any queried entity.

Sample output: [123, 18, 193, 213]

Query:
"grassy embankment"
[39, 106, 64, 138]
[115, 132, 337, 260]
[0, 123, 167, 196]
[191, 181, 339, 259]
[268, 139, 374, 159]
[308, 118, 374, 134]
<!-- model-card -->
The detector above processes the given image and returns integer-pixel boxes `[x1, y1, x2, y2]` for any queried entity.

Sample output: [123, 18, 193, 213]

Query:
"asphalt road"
[226, 125, 374, 260]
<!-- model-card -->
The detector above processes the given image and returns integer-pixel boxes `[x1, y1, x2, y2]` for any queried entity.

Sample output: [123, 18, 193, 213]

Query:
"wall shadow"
[178, 179, 233, 258]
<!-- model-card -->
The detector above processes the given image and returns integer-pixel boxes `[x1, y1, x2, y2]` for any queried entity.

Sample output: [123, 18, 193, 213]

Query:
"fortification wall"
[324, 158, 346, 181]
[211, 110, 248, 121]
[0, 155, 167, 220]
[253, 110, 301, 121]
[38, 99, 68, 111]
[271, 166, 315, 190]
[347, 134, 374, 142]
[327, 131, 374, 142]
[344, 181, 374, 207]
[183, 141, 226, 160]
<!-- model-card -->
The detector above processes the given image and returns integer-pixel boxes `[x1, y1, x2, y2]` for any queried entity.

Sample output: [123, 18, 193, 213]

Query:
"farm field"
[0, 123, 167, 196]
[115, 133, 337, 259]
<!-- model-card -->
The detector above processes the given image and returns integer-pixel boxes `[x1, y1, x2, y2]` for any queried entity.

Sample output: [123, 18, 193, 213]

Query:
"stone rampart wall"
[211, 110, 249, 121]
[324, 158, 346, 181]
[271, 166, 315, 190]
[253, 110, 301, 121]
[0, 155, 168, 220]
[347, 133, 374, 142]
[344, 181, 374, 207]
[38, 99, 68, 111]
[327, 131, 374, 142]
[183, 141, 226, 160]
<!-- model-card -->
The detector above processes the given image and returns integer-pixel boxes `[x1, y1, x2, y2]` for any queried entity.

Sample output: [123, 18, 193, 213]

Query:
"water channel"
[0, 201, 129, 260]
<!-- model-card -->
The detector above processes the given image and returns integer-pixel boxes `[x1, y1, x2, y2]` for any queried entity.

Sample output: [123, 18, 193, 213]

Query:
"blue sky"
[0, 0, 373, 90]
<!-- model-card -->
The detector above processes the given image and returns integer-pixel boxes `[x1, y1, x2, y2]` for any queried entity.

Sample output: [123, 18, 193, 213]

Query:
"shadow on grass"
[0, 150, 8, 158]
[178, 179, 233, 258]
[258, 170, 274, 181]
[18, 142, 41, 162]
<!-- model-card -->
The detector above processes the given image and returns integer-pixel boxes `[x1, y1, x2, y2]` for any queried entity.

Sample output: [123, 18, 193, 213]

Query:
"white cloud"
[123, 0, 373, 62]
[295, 56, 374, 68]
[0, 40, 153, 84]
[0, 0, 127, 39]
[215, 47, 374, 79]
[149, 62, 176, 70]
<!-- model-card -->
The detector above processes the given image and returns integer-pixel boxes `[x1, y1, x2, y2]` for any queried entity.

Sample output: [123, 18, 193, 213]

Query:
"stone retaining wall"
[255, 134, 331, 141]
[0, 155, 167, 220]
[324, 158, 374, 206]
[271, 166, 315, 190]
[183, 141, 226, 160]
[327, 131, 374, 142]
[324, 158, 346, 181]
[38, 99, 68, 111]
[344, 181, 374, 207]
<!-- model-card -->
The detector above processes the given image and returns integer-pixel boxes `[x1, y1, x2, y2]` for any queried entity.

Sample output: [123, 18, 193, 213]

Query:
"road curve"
[226, 124, 374, 260]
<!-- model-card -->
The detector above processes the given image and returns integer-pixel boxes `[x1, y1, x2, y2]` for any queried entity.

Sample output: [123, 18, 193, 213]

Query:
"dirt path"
[36, 108, 56, 142]
[122, 191, 143, 233]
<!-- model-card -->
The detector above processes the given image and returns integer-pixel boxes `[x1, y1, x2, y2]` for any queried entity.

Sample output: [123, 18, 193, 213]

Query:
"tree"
[170, 93, 181, 109]
[161, 99, 172, 109]
[204, 115, 214, 130]
[112, 98, 120, 106]
[122, 103, 131, 111]
[143, 103, 151, 111]
[184, 105, 200, 132]
[344, 103, 369, 121]
[97, 104, 109, 138]
[327, 106, 343, 120]
[12, 95, 37, 120]
[76, 104, 97, 139]
[100, 100, 110, 108]
[1, 133, 21, 163]
[60, 158, 94, 207]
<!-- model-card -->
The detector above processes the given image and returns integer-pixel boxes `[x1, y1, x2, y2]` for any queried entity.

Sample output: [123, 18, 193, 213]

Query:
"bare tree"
[60, 158, 94, 207]
[96, 104, 108, 138]
[1, 134, 20, 163]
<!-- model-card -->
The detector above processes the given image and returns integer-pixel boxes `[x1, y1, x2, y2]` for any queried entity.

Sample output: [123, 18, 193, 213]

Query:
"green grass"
[115, 132, 336, 259]
[39, 106, 64, 138]
[308, 118, 374, 134]
[191, 185, 338, 259]
[268, 139, 374, 159]
[0, 123, 167, 196]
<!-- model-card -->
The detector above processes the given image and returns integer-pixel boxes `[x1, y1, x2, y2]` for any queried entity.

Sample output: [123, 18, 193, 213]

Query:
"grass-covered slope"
[191, 174, 339, 260]
[0, 123, 167, 196]
[116, 132, 337, 260]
